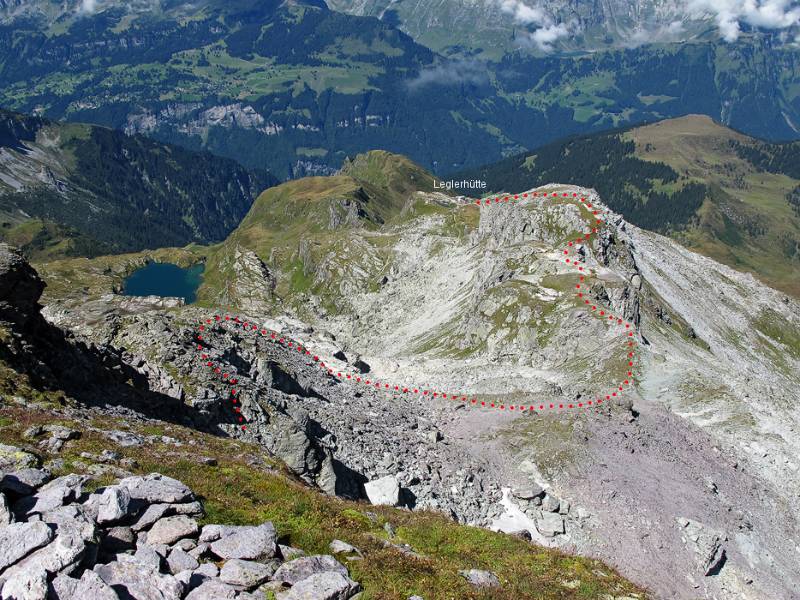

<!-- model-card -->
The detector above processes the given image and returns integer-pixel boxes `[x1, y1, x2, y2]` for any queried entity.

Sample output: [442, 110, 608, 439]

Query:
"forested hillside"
[0, 109, 275, 259]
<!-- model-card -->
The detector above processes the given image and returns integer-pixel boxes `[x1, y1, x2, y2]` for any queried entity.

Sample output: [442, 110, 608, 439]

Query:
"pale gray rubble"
[34, 185, 800, 600]
[0, 464, 360, 600]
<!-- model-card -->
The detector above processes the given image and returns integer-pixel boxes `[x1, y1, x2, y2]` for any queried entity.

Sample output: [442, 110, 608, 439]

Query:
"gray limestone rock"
[72, 570, 121, 600]
[184, 578, 238, 599]
[219, 558, 274, 589]
[279, 571, 360, 600]
[118, 473, 194, 504]
[94, 558, 183, 600]
[145, 515, 199, 546]
[0, 469, 50, 496]
[166, 547, 199, 575]
[536, 512, 565, 537]
[364, 476, 400, 506]
[96, 486, 132, 524]
[272, 555, 348, 586]
[0, 566, 48, 600]
[0, 521, 52, 571]
[209, 523, 277, 561]
[0, 492, 12, 526]
[13, 475, 87, 518]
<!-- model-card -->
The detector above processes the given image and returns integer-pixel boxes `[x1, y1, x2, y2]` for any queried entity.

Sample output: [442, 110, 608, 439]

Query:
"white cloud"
[406, 59, 490, 90]
[686, 0, 800, 41]
[79, 0, 98, 13]
[530, 22, 571, 52]
[628, 20, 687, 46]
[496, 0, 575, 52]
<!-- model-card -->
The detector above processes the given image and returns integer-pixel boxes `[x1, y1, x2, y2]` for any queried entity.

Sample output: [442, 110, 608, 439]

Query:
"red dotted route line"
[191, 191, 639, 430]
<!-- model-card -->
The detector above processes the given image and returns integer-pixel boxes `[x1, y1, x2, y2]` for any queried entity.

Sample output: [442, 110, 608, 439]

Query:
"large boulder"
[272, 555, 348, 586]
[209, 523, 277, 561]
[0, 521, 53, 571]
[118, 474, 194, 504]
[364, 476, 400, 506]
[280, 571, 361, 600]
[145, 515, 199, 546]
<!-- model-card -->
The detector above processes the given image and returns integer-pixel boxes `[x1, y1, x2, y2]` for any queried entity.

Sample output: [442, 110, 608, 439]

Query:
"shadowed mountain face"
[458, 115, 800, 297]
[0, 2, 798, 179]
[0, 109, 275, 260]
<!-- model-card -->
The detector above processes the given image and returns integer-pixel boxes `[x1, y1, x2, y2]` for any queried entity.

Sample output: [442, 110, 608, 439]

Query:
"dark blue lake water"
[123, 262, 204, 304]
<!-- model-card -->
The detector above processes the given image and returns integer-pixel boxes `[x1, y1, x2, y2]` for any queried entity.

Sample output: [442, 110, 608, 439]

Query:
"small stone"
[459, 569, 501, 588]
[329, 540, 361, 555]
[279, 544, 306, 561]
[364, 476, 400, 506]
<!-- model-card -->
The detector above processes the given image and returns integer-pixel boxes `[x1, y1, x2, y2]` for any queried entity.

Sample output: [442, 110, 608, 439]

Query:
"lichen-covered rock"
[0, 444, 39, 472]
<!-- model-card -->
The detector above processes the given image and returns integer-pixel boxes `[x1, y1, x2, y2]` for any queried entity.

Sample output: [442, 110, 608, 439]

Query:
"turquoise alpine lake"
[123, 262, 204, 304]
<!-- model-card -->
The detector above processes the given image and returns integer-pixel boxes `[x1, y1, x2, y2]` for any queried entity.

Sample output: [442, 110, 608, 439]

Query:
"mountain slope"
[458, 114, 800, 297]
[0, 109, 275, 259]
[0, 2, 799, 177]
[0, 243, 646, 600]
[37, 162, 800, 599]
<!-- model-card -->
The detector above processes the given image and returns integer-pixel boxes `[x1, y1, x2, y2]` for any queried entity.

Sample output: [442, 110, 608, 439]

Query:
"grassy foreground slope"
[459, 115, 800, 297]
